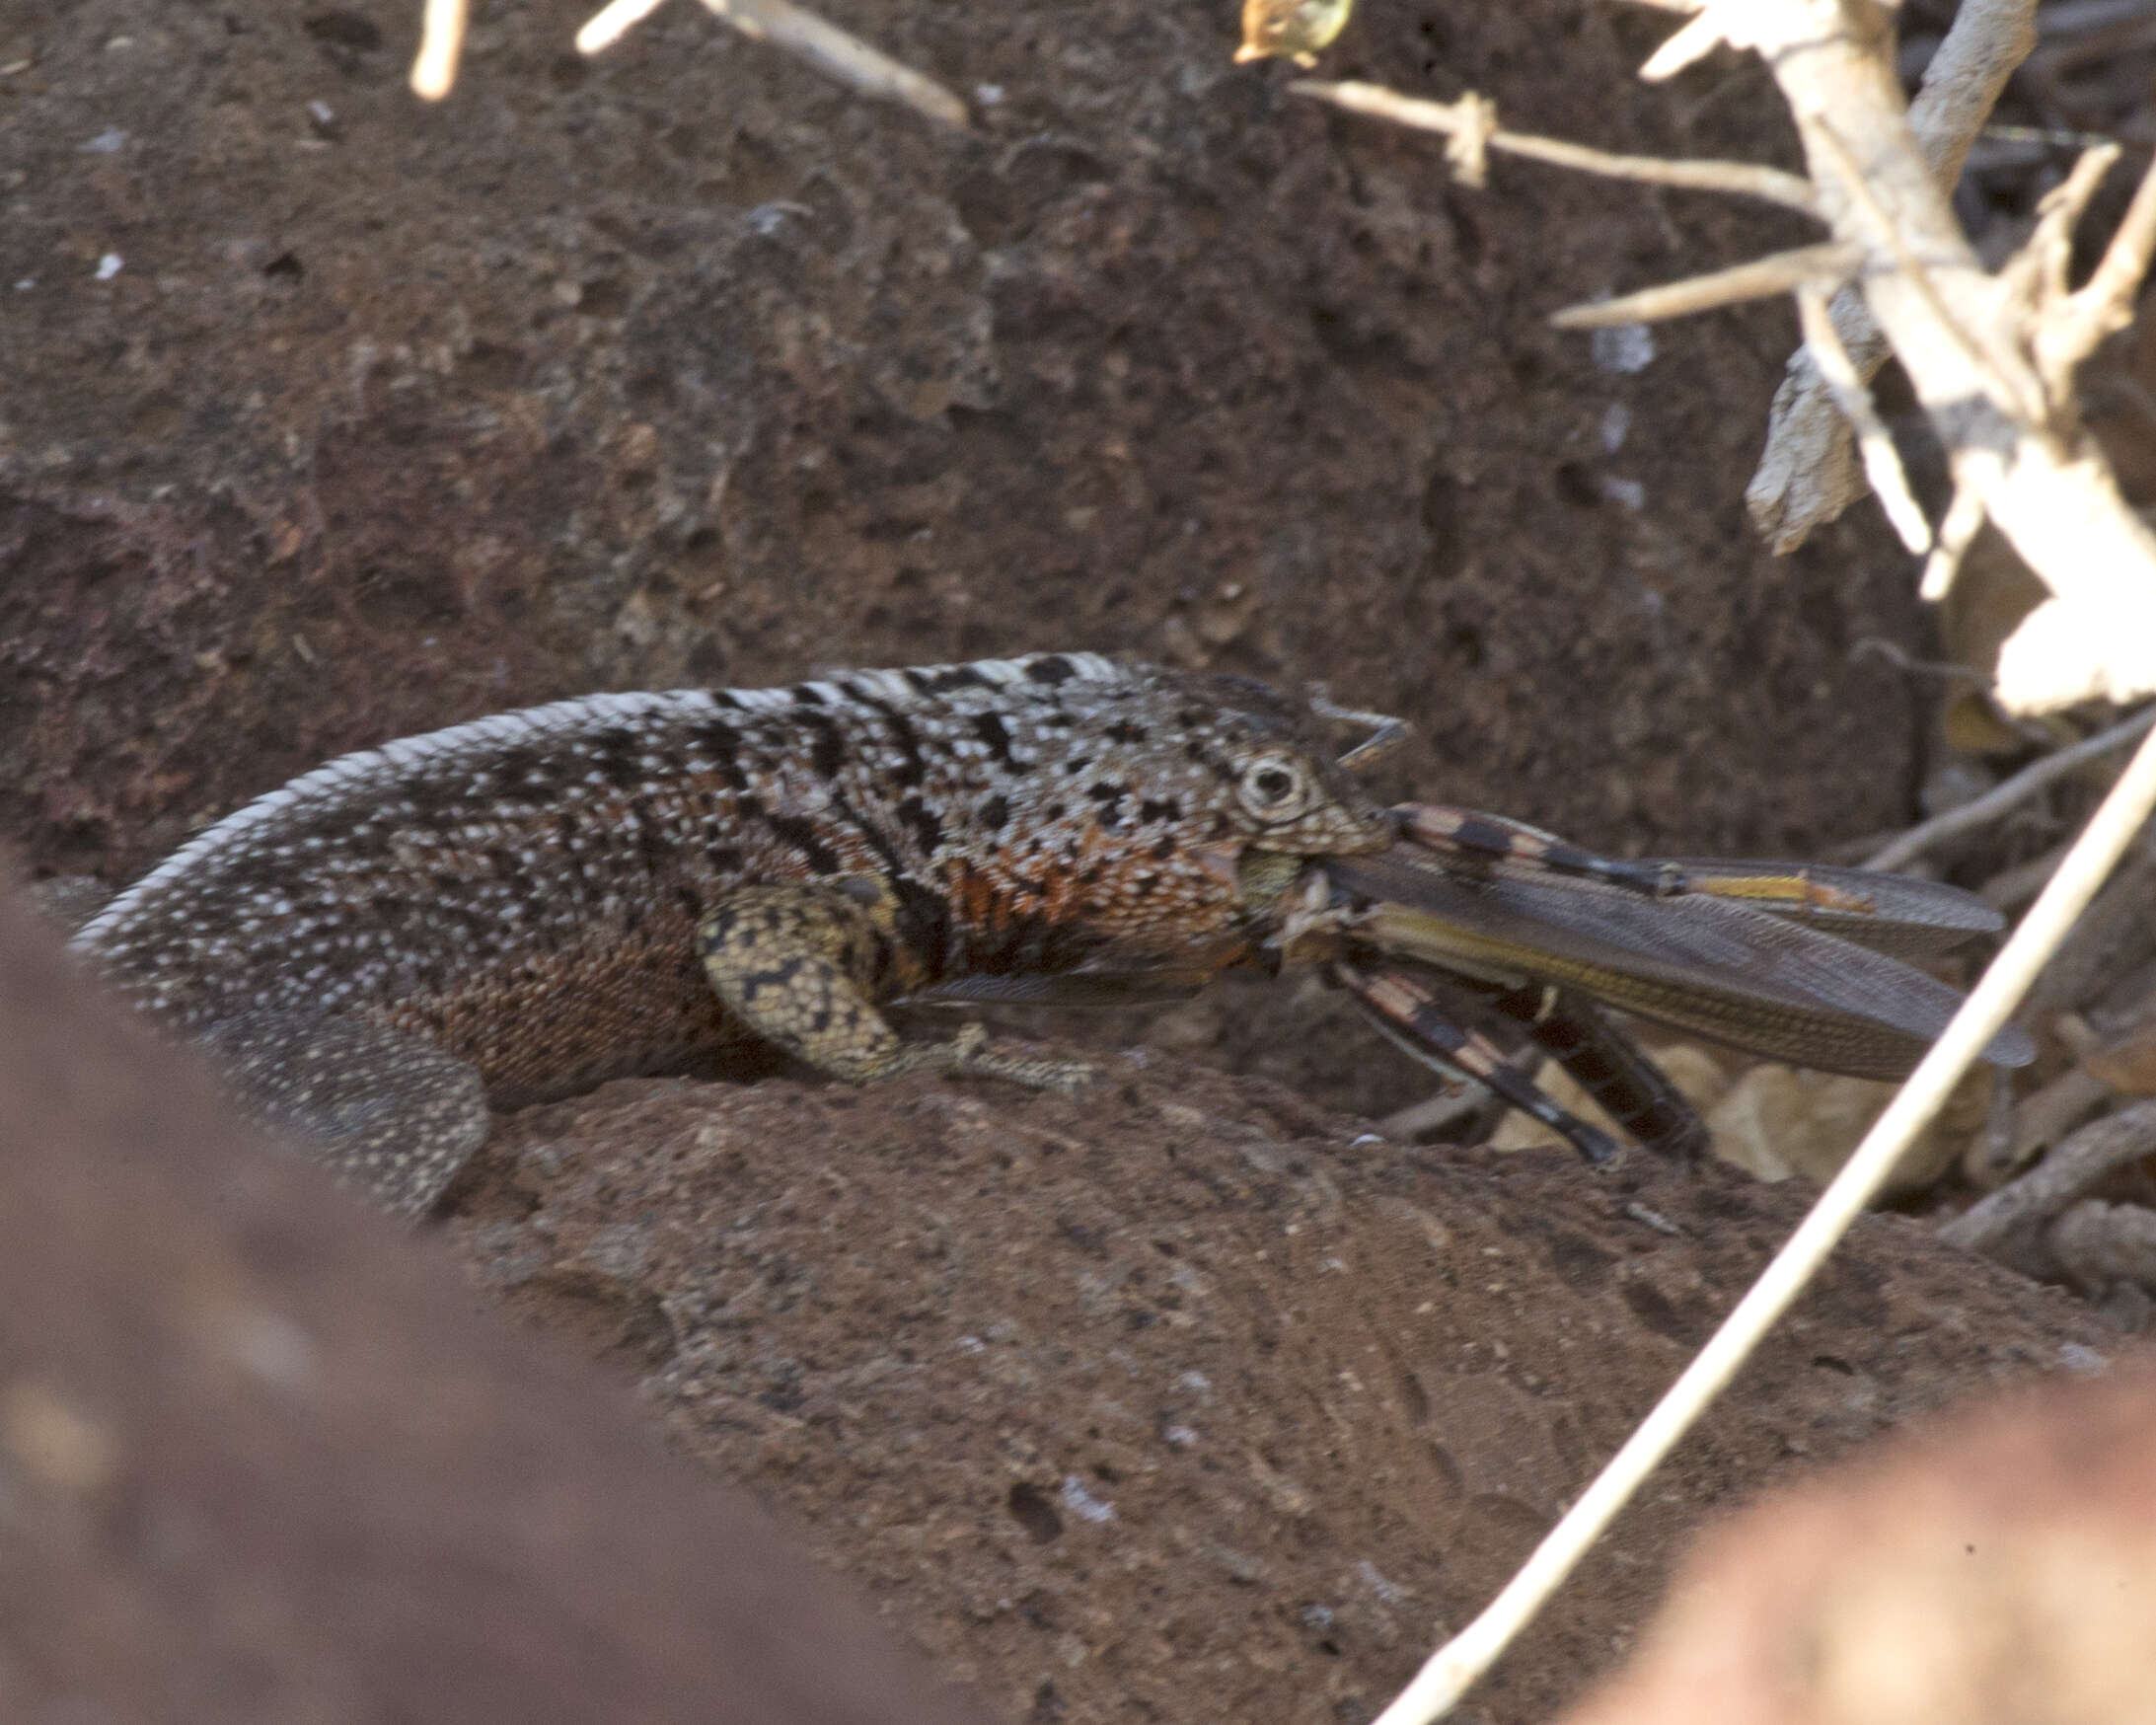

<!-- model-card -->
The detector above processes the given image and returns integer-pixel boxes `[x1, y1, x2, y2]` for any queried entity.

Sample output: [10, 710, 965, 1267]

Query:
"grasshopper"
[1251, 799, 2032, 1163]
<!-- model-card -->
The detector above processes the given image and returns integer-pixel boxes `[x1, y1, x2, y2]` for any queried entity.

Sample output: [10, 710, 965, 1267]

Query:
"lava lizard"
[71, 652, 1396, 1219]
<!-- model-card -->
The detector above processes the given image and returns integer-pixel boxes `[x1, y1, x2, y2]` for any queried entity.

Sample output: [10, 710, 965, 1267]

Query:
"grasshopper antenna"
[1308, 687, 1410, 773]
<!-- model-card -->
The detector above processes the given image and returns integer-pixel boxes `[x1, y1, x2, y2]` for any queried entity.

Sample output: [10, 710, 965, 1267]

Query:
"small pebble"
[1059, 1475, 1115, 1523]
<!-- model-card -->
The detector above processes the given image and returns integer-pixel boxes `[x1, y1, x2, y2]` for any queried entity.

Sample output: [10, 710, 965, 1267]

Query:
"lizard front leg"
[698, 876, 1091, 1095]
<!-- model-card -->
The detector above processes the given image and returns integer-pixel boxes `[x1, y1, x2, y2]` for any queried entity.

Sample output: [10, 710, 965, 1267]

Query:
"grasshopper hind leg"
[1480, 983, 1711, 1162]
[1332, 960, 1622, 1166]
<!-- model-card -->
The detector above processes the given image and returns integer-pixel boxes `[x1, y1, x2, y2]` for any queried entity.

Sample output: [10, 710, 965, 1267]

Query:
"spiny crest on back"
[716, 651, 1130, 712]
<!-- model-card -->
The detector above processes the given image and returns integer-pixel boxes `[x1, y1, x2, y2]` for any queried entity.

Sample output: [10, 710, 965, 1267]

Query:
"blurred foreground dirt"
[0, 889, 990, 1725]
[1562, 1361, 2156, 1725]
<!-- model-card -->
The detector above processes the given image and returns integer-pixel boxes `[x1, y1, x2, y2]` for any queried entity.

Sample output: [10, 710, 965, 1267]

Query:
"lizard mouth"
[1223, 847, 1313, 915]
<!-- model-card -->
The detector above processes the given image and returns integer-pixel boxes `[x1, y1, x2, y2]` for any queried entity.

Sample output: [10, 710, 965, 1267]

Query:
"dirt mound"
[453, 1057, 2110, 1723]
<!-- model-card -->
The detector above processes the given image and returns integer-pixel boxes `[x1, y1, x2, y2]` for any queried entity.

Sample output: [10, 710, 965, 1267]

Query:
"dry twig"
[1939, 1095, 2156, 1266]
[410, 0, 469, 99]
[1291, 81, 1817, 209]
[411, 0, 967, 126]
[1548, 242, 1861, 330]
[1918, 478, 1989, 600]
[578, 0, 672, 52]
[664, 0, 968, 128]
[2035, 139, 2156, 397]
[1860, 704, 2156, 870]
[1794, 279, 1933, 555]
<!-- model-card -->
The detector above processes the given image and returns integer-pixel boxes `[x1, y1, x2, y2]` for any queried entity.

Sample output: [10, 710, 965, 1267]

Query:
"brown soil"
[445, 1060, 2112, 1725]
[3, 0, 2130, 1720]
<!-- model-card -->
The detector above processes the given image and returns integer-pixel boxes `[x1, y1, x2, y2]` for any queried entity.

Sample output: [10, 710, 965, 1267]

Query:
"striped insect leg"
[1481, 984, 1710, 1162]
[1393, 803, 1681, 897]
[1392, 805, 1878, 917]
[1331, 960, 1620, 1166]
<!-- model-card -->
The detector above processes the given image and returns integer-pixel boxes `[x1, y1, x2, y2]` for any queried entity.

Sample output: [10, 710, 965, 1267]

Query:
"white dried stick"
[410, 0, 470, 98]
[1795, 280, 1932, 554]
[2037, 140, 2156, 395]
[1861, 702, 2156, 871]
[687, 0, 968, 128]
[1549, 241, 1862, 329]
[578, 0, 672, 54]
[1291, 81, 1818, 211]
[1746, 0, 2038, 548]
[573, 0, 968, 126]
[416, 0, 966, 124]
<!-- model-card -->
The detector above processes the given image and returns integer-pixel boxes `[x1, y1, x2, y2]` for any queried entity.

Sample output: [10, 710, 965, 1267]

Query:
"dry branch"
[1317, 3, 2156, 714]
[1860, 703, 2156, 871]
[578, 0, 671, 52]
[1548, 242, 1861, 329]
[1795, 279, 1932, 554]
[1741, 3, 2156, 711]
[1291, 81, 1817, 209]
[675, 0, 968, 128]
[2037, 139, 2156, 396]
[411, 0, 967, 126]
[1939, 1095, 2156, 1265]
[1746, 0, 2038, 549]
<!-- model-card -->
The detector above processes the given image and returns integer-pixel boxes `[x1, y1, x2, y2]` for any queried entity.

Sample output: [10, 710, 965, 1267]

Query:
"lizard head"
[1112, 670, 1399, 889]
[916, 655, 1404, 945]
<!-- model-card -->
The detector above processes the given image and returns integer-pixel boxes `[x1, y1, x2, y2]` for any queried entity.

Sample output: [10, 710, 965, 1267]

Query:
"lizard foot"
[702, 882, 1093, 1095]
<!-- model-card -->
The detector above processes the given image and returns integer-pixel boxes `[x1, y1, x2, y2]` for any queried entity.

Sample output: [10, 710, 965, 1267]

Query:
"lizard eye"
[1235, 752, 1317, 823]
